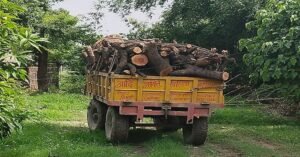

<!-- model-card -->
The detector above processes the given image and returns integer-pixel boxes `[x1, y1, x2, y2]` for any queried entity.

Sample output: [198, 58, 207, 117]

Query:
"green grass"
[0, 93, 299, 157]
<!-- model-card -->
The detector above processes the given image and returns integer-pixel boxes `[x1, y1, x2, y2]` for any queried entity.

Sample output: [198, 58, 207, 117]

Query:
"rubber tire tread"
[87, 99, 107, 131]
[182, 117, 208, 146]
[105, 107, 129, 143]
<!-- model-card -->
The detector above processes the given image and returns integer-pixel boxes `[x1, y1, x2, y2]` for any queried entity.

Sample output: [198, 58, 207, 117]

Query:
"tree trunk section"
[37, 52, 48, 91]
[170, 65, 229, 81]
[144, 43, 173, 76]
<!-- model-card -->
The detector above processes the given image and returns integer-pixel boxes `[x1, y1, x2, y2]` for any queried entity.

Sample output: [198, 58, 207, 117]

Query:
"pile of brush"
[83, 35, 236, 81]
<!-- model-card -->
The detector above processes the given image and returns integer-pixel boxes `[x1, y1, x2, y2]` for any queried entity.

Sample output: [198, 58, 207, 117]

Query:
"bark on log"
[193, 57, 211, 67]
[98, 47, 110, 71]
[127, 63, 137, 76]
[170, 65, 229, 81]
[131, 54, 149, 66]
[82, 51, 88, 59]
[114, 49, 128, 74]
[144, 43, 173, 76]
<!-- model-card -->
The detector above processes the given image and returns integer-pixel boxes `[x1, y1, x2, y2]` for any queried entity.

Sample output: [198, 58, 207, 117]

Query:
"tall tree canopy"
[100, 0, 265, 51]
[10, 0, 97, 90]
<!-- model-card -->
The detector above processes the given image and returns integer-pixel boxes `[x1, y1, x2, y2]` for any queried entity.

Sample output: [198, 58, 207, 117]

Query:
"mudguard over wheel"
[183, 117, 208, 146]
[105, 107, 129, 143]
[87, 99, 107, 131]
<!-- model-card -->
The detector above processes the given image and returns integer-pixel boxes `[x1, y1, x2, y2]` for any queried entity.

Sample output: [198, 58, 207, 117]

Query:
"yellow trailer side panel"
[86, 72, 224, 107]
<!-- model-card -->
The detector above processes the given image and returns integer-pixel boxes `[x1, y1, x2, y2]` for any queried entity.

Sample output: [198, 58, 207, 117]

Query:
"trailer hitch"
[162, 104, 171, 119]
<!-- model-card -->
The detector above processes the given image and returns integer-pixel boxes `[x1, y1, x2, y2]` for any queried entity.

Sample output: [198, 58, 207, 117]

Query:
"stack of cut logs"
[83, 35, 236, 81]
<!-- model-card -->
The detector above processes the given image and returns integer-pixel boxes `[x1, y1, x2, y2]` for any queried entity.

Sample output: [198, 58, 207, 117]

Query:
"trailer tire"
[105, 107, 129, 143]
[87, 99, 107, 131]
[182, 117, 208, 146]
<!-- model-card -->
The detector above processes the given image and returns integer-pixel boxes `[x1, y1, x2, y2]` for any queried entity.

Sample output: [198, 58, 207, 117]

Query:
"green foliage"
[12, 0, 97, 73]
[239, 0, 300, 102]
[60, 72, 86, 94]
[98, 0, 168, 16]
[121, 0, 265, 50]
[0, 80, 29, 139]
[0, 0, 47, 139]
[41, 9, 98, 72]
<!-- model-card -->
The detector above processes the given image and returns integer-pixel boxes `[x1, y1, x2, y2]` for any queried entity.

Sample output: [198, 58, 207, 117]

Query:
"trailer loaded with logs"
[83, 35, 235, 81]
[84, 35, 234, 145]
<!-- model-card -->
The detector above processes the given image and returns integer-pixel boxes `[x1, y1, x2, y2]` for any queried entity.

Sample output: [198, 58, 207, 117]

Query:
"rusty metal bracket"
[162, 104, 171, 119]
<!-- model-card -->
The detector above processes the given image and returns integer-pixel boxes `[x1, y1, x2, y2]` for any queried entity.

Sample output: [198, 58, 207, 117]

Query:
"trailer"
[85, 71, 224, 145]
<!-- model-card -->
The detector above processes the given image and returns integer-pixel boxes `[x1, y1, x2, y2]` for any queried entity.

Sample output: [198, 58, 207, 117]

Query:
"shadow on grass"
[127, 128, 162, 144]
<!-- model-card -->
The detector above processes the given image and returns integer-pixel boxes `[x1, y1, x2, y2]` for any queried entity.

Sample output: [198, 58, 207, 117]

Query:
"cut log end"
[186, 44, 192, 49]
[131, 54, 149, 66]
[222, 72, 229, 81]
[160, 51, 169, 57]
[132, 47, 142, 54]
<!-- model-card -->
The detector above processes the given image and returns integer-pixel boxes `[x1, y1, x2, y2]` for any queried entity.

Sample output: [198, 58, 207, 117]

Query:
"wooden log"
[171, 46, 180, 54]
[193, 57, 211, 67]
[144, 43, 173, 76]
[92, 40, 103, 49]
[186, 44, 192, 49]
[86, 46, 95, 65]
[114, 49, 128, 74]
[98, 47, 111, 71]
[131, 47, 143, 54]
[82, 51, 88, 59]
[169, 53, 194, 66]
[169, 65, 229, 81]
[178, 47, 187, 54]
[127, 63, 137, 76]
[131, 54, 149, 66]
[160, 47, 171, 52]
[160, 51, 169, 57]
[186, 47, 197, 54]
[211, 48, 217, 53]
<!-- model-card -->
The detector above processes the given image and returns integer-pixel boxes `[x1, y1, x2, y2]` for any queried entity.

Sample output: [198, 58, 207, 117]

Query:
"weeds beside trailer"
[86, 71, 224, 145]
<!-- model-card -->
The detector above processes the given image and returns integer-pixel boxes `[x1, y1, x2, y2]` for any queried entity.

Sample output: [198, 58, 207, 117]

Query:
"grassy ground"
[0, 93, 299, 157]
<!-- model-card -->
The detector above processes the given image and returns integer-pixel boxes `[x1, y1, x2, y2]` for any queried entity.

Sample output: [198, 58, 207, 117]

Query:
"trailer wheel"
[105, 107, 129, 143]
[182, 117, 208, 145]
[87, 99, 107, 131]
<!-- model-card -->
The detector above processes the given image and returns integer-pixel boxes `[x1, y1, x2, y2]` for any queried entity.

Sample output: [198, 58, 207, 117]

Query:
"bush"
[60, 71, 85, 94]
[0, 80, 30, 139]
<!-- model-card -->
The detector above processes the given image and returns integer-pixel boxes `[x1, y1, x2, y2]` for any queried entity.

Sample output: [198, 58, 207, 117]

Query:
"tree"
[0, 0, 47, 138]
[11, 0, 62, 91]
[239, 0, 300, 113]
[42, 9, 97, 74]
[100, 0, 264, 50]
[12, 0, 98, 90]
